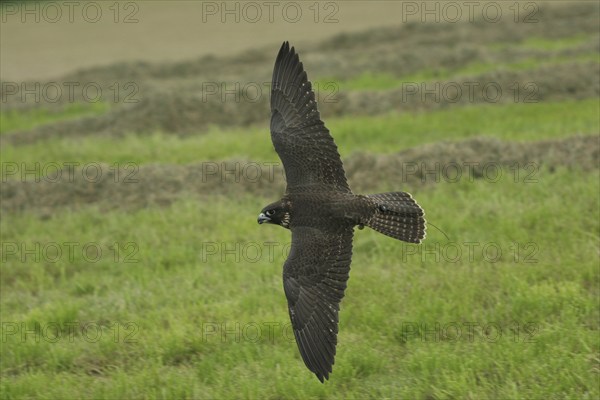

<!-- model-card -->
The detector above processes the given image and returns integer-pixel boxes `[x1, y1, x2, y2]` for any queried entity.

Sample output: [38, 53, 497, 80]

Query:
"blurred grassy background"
[1, 0, 564, 82]
[1, 1, 599, 399]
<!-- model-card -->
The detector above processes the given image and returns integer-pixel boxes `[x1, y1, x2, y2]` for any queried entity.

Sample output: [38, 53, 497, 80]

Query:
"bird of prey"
[258, 41, 426, 382]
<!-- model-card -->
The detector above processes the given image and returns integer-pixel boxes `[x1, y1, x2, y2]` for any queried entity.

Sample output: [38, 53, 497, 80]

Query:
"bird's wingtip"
[279, 41, 296, 55]
[315, 369, 331, 383]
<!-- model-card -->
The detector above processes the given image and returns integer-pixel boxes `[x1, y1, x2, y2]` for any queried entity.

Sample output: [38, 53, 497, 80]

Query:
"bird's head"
[258, 200, 291, 228]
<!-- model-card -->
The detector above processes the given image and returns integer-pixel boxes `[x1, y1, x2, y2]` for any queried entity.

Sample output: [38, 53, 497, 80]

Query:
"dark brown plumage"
[258, 41, 426, 382]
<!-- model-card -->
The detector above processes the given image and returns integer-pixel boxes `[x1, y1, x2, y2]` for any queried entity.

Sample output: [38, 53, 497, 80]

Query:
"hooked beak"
[257, 213, 270, 224]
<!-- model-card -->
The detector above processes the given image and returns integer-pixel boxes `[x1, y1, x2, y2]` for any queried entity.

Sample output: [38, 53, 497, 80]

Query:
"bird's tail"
[364, 192, 426, 244]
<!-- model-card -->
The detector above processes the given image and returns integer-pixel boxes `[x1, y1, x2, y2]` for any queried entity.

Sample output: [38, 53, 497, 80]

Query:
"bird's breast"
[285, 192, 358, 229]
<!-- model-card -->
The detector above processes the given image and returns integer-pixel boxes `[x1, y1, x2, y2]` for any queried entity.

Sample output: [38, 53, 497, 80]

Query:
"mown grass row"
[1, 99, 598, 178]
[322, 55, 599, 91]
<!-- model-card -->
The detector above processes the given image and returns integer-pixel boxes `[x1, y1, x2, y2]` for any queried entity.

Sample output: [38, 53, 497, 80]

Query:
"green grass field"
[2, 94, 599, 398]
[2, 3, 599, 399]
[1, 166, 598, 399]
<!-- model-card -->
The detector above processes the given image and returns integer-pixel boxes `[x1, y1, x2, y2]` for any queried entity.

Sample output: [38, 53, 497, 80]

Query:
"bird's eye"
[266, 210, 275, 216]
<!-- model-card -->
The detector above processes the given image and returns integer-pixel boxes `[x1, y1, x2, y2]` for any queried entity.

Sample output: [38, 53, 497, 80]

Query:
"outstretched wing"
[282, 225, 354, 382]
[270, 41, 350, 194]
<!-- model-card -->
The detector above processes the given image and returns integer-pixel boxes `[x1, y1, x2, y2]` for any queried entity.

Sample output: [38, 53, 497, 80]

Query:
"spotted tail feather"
[364, 192, 426, 244]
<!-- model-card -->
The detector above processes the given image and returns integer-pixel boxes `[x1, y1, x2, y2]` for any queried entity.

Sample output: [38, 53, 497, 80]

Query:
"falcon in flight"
[258, 42, 426, 382]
